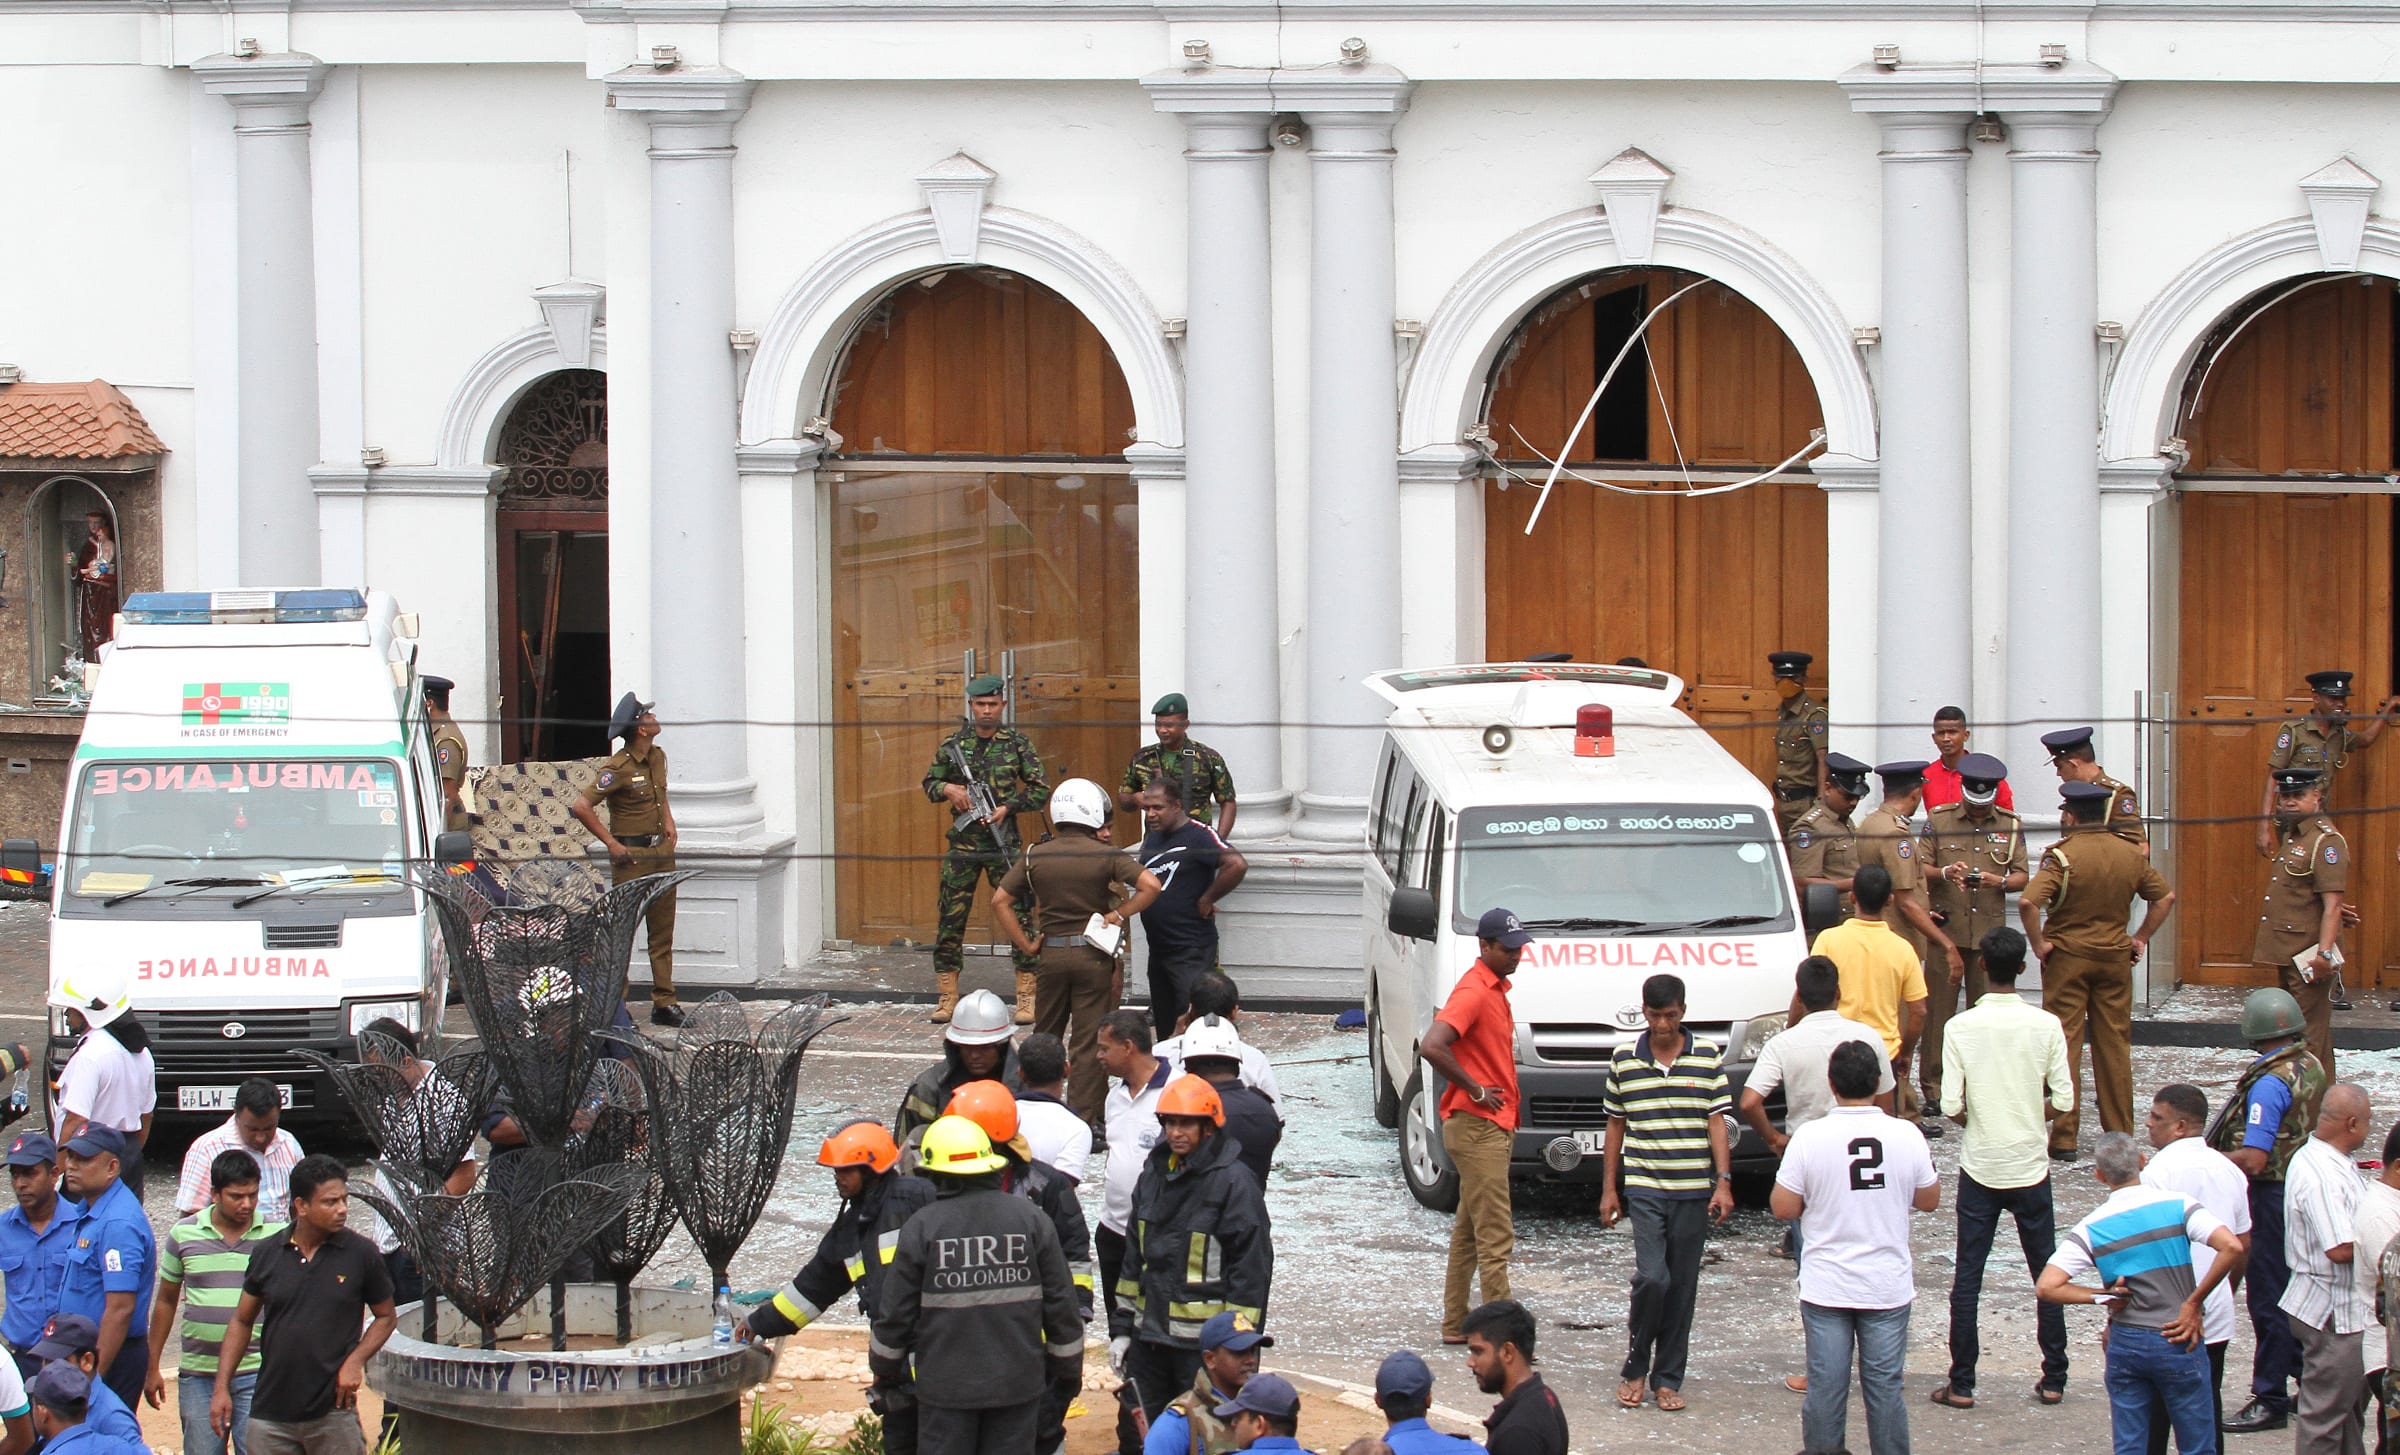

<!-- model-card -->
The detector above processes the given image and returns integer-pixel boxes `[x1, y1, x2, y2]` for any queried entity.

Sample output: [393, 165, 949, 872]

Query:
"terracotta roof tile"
[0, 381, 166, 460]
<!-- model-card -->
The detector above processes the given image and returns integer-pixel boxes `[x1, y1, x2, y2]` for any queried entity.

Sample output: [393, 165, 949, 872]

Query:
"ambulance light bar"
[121, 589, 370, 625]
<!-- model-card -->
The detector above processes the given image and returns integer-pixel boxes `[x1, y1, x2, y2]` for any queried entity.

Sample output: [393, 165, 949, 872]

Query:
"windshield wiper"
[102, 875, 272, 908]
[233, 872, 403, 908]
[1515, 916, 1645, 931]
[1640, 914, 1779, 934]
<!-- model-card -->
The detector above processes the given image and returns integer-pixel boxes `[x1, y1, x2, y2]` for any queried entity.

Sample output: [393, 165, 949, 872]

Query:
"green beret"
[1151, 693, 1189, 717]
[966, 674, 1006, 699]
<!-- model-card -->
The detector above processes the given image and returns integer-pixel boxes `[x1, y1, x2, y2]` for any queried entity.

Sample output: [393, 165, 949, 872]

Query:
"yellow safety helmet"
[918, 1114, 1009, 1176]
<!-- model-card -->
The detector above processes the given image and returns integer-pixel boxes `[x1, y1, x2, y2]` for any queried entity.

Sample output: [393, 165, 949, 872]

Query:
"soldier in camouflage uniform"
[923, 674, 1051, 1024]
[1768, 651, 1828, 837]
[1119, 693, 1238, 836]
[2256, 669, 2400, 856]
[2038, 726, 2147, 849]
[2209, 986, 2330, 1436]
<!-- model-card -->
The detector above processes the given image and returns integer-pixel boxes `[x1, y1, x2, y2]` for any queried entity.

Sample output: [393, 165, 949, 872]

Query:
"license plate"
[1573, 1128, 1607, 1155]
[178, 1084, 294, 1113]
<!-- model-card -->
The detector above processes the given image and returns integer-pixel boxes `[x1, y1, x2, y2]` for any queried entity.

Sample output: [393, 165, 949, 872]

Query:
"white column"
[1146, 73, 1290, 834]
[1843, 70, 1976, 760]
[195, 54, 327, 588]
[1293, 79, 1410, 838]
[1998, 71, 2118, 777]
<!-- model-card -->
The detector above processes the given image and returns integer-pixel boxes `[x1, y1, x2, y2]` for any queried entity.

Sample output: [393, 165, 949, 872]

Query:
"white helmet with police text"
[1049, 778, 1111, 830]
[49, 964, 133, 1029]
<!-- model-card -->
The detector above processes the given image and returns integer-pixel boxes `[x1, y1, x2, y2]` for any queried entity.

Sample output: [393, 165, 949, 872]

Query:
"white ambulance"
[1359, 662, 1840, 1209]
[39, 588, 466, 1121]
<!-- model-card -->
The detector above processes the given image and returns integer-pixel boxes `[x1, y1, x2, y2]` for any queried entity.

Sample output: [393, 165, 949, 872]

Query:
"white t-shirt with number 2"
[1776, 1105, 1937, 1310]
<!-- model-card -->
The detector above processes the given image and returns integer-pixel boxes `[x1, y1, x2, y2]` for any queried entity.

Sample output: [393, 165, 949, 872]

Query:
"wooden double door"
[829, 469, 1141, 948]
[1481, 267, 1831, 785]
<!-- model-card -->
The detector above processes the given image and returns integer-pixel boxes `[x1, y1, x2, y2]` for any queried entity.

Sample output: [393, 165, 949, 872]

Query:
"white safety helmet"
[946, 989, 1016, 1046]
[1049, 778, 1111, 831]
[49, 965, 133, 1029]
[1179, 1013, 1244, 1063]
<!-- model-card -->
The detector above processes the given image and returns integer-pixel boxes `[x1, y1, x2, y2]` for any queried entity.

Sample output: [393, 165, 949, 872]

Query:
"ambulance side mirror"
[1388, 887, 1440, 942]
[1801, 882, 1844, 941]
[433, 831, 473, 867]
[0, 839, 36, 891]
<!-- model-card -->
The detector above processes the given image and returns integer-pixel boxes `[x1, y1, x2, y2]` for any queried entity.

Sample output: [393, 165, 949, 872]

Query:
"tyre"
[1398, 1065, 1461, 1213]
[1367, 1003, 1401, 1130]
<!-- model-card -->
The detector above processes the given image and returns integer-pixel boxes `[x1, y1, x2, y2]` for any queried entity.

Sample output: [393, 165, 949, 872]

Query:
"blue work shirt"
[0, 1194, 84, 1350]
[1245, 1440, 1308, 1455]
[2243, 1059, 2294, 1155]
[1384, 1416, 1487, 1455]
[1144, 1387, 1236, 1455]
[35, 1419, 145, 1455]
[83, 1370, 149, 1449]
[56, 1180, 155, 1329]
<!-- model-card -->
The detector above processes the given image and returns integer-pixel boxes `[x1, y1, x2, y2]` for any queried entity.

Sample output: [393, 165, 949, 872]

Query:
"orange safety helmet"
[818, 1118, 902, 1174]
[945, 1079, 1020, 1145]
[1155, 1073, 1225, 1126]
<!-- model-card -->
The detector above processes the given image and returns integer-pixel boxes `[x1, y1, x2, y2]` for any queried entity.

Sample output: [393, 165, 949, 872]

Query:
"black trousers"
[919, 1401, 1038, 1455]
[1121, 1339, 1201, 1455]
[1145, 939, 1218, 1040]
[2146, 1341, 2227, 1455]
[2247, 1181, 2300, 1414]
[1947, 1171, 2070, 1396]
[99, 1333, 148, 1410]
[1621, 1194, 1705, 1391]
[1096, 1224, 1128, 1329]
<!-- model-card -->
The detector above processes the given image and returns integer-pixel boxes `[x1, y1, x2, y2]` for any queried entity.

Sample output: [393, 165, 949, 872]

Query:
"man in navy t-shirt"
[1136, 779, 1248, 1038]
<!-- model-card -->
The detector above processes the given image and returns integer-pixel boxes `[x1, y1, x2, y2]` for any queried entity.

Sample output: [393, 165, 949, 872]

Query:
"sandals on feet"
[1655, 1388, 1688, 1413]
[2034, 1385, 2065, 1406]
[1930, 1387, 1975, 1410]
[1616, 1379, 1647, 1409]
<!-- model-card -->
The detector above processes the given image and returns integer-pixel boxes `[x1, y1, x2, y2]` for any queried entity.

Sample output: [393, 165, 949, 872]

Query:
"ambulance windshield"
[1454, 805, 1789, 934]
[63, 758, 411, 900]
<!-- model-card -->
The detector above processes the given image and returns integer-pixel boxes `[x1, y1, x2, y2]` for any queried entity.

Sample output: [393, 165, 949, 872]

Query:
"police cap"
[1767, 651, 1814, 677]
[2039, 726, 2096, 760]
[608, 692, 653, 745]
[1875, 759, 1929, 789]
[1824, 752, 1871, 792]
[2306, 670, 2355, 699]
[2272, 766, 2325, 793]
[965, 674, 1006, 699]
[28, 1362, 88, 1417]
[2059, 780, 2113, 809]
[1957, 752, 2007, 805]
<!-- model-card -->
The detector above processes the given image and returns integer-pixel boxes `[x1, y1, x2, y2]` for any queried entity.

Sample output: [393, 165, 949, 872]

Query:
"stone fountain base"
[370, 1284, 773, 1454]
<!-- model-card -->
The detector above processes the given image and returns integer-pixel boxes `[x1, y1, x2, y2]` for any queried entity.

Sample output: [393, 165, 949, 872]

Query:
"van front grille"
[263, 922, 342, 949]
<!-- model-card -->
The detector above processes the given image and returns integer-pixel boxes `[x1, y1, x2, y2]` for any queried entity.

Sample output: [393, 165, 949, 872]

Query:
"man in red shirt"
[1922, 707, 2015, 811]
[1421, 907, 1532, 1345]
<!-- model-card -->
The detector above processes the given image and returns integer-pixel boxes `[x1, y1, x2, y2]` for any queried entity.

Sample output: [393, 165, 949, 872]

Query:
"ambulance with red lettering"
[41, 589, 467, 1122]
[1359, 663, 1842, 1209]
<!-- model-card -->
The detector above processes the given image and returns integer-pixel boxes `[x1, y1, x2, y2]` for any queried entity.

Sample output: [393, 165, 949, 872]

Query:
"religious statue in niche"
[71, 510, 117, 661]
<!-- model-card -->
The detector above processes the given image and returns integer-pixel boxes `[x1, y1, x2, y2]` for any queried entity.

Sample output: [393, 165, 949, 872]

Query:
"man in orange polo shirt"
[1421, 907, 1532, 1345]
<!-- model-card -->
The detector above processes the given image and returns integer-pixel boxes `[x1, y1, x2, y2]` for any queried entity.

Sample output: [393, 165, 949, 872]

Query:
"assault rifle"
[948, 740, 1022, 864]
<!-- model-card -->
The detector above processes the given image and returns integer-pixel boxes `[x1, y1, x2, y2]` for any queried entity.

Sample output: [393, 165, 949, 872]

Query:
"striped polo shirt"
[1603, 1031, 1731, 1199]
[160, 1209, 285, 1374]
[2048, 1186, 2225, 1330]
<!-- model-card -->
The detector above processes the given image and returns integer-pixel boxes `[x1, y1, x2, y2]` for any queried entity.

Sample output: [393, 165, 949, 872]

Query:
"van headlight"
[346, 999, 421, 1036]
[1737, 1013, 1786, 1063]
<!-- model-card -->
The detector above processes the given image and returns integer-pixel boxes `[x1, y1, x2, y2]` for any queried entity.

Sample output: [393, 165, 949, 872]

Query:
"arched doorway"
[2171, 274, 2400, 985]
[26, 478, 117, 700]
[829, 268, 1139, 947]
[494, 369, 611, 763]
[1480, 268, 1829, 783]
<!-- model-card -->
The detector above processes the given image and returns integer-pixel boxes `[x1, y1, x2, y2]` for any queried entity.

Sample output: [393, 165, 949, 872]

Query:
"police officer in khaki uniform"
[2255, 765, 2350, 1080]
[1768, 651, 1829, 837]
[1786, 751, 1871, 905]
[570, 692, 682, 1026]
[2257, 669, 2399, 857]
[1857, 760, 1962, 990]
[422, 675, 473, 835]
[2039, 726, 2145, 848]
[1919, 752, 2027, 1104]
[2018, 780, 2176, 1158]
[993, 779, 1162, 1123]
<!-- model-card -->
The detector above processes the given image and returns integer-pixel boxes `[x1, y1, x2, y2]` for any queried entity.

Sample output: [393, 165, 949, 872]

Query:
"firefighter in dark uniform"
[1119, 694, 1239, 836]
[1918, 752, 2027, 1105]
[422, 675, 473, 835]
[871, 1115, 1084, 1455]
[2257, 669, 2400, 856]
[1787, 751, 1870, 908]
[2039, 726, 2146, 849]
[2254, 766, 2350, 1080]
[745, 1120, 939, 1454]
[2018, 780, 2176, 1158]
[569, 692, 681, 1026]
[922, 675, 1051, 1026]
[1768, 651, 1829, 837]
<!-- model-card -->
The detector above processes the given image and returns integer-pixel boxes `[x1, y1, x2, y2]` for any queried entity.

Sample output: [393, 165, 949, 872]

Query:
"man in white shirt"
[1152, 972, 1283, 1108]
[1934, 928, 2074, 1409]
[2140, 1082, 2253, 1451]
[174, 1078, 304, 1217]
[1012, 1033, 1095, 1179]
[1741, 957, 1893, 1265]
[2284, 1082, 2373, 1455]
[2038, 1132, 2246, 1455]
[2350, 1121, 2400, 1450]
[1096, 1008, 1169, 1455]
[1770, 1040, 1937, 1455]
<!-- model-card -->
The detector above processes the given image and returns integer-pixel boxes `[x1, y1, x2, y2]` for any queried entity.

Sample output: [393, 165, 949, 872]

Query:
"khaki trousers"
[1441, 1112, 1515, 1337]
[2042, 950, 2133, 1152]
[1033, 943, 1116, 1124]
[613, 846, 677, 1007]
[1918, 945, 1989, 1100]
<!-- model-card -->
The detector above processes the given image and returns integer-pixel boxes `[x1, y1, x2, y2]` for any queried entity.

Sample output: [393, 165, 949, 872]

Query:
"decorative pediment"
[533, 281, 606, 369]
[918, 153, 998, 265]
[2300, 156, 2380, 272]
[1589, 148, 1674, 266]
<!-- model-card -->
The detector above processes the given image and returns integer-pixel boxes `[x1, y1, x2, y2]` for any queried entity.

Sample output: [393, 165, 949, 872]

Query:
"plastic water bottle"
[712, 1285, 735, 1347]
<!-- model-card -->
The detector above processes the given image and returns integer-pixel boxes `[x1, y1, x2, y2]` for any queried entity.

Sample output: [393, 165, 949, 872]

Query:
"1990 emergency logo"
[178, 682, 292, 738]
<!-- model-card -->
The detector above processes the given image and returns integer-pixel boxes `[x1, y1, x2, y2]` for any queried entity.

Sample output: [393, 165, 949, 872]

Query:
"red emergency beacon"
[1574, 703, 1614, 757]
